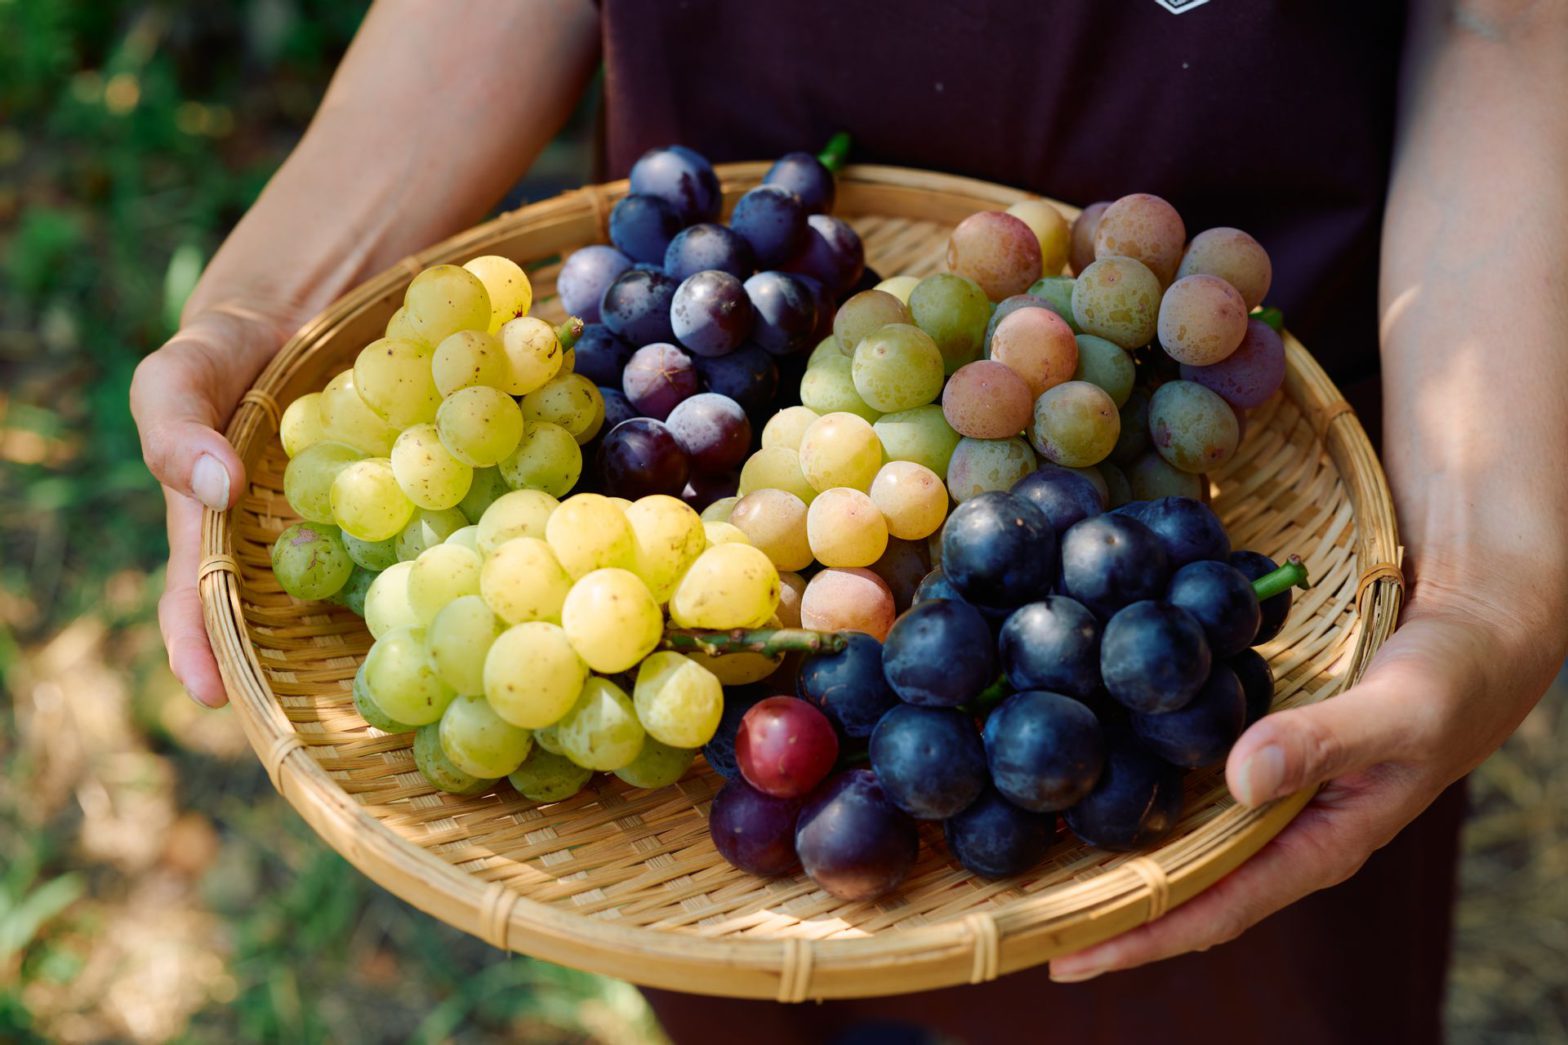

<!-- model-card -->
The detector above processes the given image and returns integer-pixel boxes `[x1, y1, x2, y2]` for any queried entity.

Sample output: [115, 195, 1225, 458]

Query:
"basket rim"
[199, 163, 1404, 1001]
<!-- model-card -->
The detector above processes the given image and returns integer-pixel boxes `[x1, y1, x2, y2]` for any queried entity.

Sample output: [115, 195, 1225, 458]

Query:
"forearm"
[1381, 0, 1568, 636]
[187, 0, 599, 333]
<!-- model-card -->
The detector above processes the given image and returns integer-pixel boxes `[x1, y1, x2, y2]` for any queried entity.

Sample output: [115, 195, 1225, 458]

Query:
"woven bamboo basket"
[199, 163, 1403, 1001]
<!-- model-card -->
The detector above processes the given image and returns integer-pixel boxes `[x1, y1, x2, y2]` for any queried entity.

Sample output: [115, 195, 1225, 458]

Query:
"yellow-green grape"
[1006, 199, 1071, 275]
[737, 446, 817, 504]
[833, 289, 912, 354]
[404, 264, 491, 346]
[607, 496, 633, 510]
[280, 392, 326, 458]
[477, 489, 559, 555]
[798, 412, 883, 493]
[432, 330, 510, 397]
[508, 746, 592, 802]
[521, 371, 602, 445]
[483, 621, 588, 728]
[283, 440, 362, 523]
[869, 461, 949, 540]
[407, 543, 482, 626]
[270, 522, 354, 601]
[874, 275, 921, 304]
[907, 272, 991, 374]
[444, 524, 481, 554]
[440, 693, 532, 779]
[413, 723, 493, 795]
[428, 594, 501, 695]
[760, 405, 820, 451]
[333, 565, 378, 617]
[561, 347, 577, 373]
[546, 493, 635, 579]
[555, 677, 644, 772]
[497, 420, 582, 497]
[1147, 379, 1239, 474]
[561, 568, 662, 673]
[1128, 451, 1206, 501]
[1029, 380, 1121, 467]
[669, 543, 780, 629]
[1070, 256, 1161, 349]
[700, 496, 739, 523]
[806, 487, 889, 568]
[343, 530, 398, 571]
[364, 560, 418, 638]
[624, 494, 706, 602]
[945, 436, 1038, 502]
[481, 537, 571, 624]
[391, 423, 473, 511]
[851, 324, 945, 413]
[319, 370, 398, 456]
[353, 661, 418, 733]
[385, 305, 431, 349]
[331, 457, 415, 542]
[1072, 334, 1136, 407]
[613, 737, 698, 790]
[435, 386, 524, 467]
[533, 721, 565, 754]
[459, 466, 510, 523]
[729, 488, 812, 571]
[874, 405, 962, 476]
[776, 574, 808, 629]
[806, 334, 844, 368]
[353, 337, 440, 428]
[499, 316, 564, 396]
[463, 254, 533, 332]
[799, 352, 881, 422]
[394, 506, 468, 561]
[363, 625, 455, 726]
[684, 645, 782, 686]
[632, 652, 724, 748]
[702, 521, 751, 547]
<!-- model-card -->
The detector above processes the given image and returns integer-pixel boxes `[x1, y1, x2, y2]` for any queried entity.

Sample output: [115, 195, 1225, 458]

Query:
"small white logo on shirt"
[1153, 0, 1212, 12]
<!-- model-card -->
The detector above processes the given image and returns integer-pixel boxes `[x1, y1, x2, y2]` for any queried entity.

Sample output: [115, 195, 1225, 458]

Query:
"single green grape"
[1072, 334, 1136, 407]
[907, 272, 990, 374]
[760, 406, 820, 452]
[483, 620, 588, 728]
[342, 530, 398, 572]
[874, 405, 961, 477]
[480, 537, 572, 625]
[546, 493, 636, 579]
[613, 737, 698, 790]
[737, 447, 817, 504]
[394, 506, 469, 561]
[413, 723, 494, 796]
[407, 543, 483, 626]
[945, 436, 1038, 502]
[851, 323, 945, 413]
[1070, 257, 1161, 349]
[353, 337, 441, 428]
[833, 289, 911, 354]
[798, 352, 882, 423]
[560, 568, 663, 674]
[797, 412, 883, 492]
[508, 746, 592, 802]
[271, 521, 354, 601]
[632, 651, 724, 749]
[352, 660, 418, 733]
[533, 721, 565, 755]
[499, 316, 565, 395]
[433, 330, 510, 397]
[403, 264, 491, 347]
[497, 421, 582, 498]
[555, 676, 645, 772]
[436, 386, 524, 468]
[1027, 276, 1083, 333]
[477, 489, 559, 555]
[702, 521, 751, 547]
[463, 254, 534, 333]
[391, 423, 474, 511]
[873, 275, 920, 304]
[428, 594, 501, 696]
[1128, 450, 1206, 500]
[283, 441, 363, 524]
[364, 561, 418, 639]
[624, 494, 706, 602]
[331, 458, 415, 542]
[279, 392, 326, 458]
[1030, 380, 1121, 467]
[1148, 379, 1239, 473]
[385, 306, 430, 349]
[520, 372, 601, 444]
[459, 466, 511, 524]
[318, 369, 399, 456]
[669, 543, 780, 630]
[363, 625, 455, 726]
[330, 564, 378, 617]
[444, 524, 482, 554]
[440, 692, 532, 778]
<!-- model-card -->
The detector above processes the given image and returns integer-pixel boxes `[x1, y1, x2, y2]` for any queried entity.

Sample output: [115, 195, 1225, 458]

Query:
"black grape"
[1011, 464, 1106, 534]
[1166, 560, 1261, 658]
[882, 599, 996, 707]
[1127, 496, 1230, 568]
[763, 151, 836, 214]
[795, 769, 918, 901]
[571, 324, 634, 386]
[785, 214, 865, 295]
[665, 223, 755, 281]
[665, 392, 752, 475]
[1229, 550, 1291, 645]
[709, 779, 802, 876]
[622, 342, 698, 420]
[608, 193, 683, 265]
[1229, 648, 1275, 725]
[944, 786, 1055, 879]
[598, 387, 640, 431]
[694, 344, 779, 417]
[982, 690, 1105, 812]
[998, 597, 1102, 699]
[730, 185, 808, 269]
[703, 684, 773, 781]
[628, 144, 720, 224]
[743, 271, 819, 357]
[557, 245, 632, 324]
[671, 270, 754, 357]
[796, 632, 899, 738]
[600, 268, 678, 345]
[869, 705, 987, 820]
[1063, 737, 1185, 852]
[940, 491, 1057, 611]
[1129, 664, 1246, 769]
[596, 418, 690, 499]
[1059, 514, 1169, 618]
[1100, 601, 1211, 713]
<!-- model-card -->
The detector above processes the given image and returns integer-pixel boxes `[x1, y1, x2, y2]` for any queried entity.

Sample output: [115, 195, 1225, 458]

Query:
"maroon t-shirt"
[600, 0, 1407, 387]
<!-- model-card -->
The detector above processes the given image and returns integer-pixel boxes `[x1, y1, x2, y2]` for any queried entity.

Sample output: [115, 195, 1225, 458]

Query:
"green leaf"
[1251, 305, 1284, 333]
[0, 874, 83, 961]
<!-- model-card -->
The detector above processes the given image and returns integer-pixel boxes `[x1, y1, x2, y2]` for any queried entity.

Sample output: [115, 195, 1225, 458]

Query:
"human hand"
[131, 303, 293, 707]
[1047, 574, 1565, 982]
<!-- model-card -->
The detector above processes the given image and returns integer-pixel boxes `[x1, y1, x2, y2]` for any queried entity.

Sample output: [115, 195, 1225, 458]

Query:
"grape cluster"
[706, 487, 1294, 899]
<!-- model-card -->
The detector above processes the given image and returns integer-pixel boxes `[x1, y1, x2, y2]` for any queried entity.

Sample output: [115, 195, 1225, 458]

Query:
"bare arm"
[1052, 0, 1568, 979]
[132, 0, 600, 706]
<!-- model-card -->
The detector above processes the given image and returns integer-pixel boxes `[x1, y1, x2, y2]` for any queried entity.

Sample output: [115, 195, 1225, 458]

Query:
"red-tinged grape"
[671, 270, 754, 358]
[730, 184, 807, 269]
[1030, 381, 1120, 467]
[1177, 227, 1273, 310]
[786, 214, 865, 295]
[982, 294, 1048, 357]
[622, 342, 698, 420]
[1158, 274, 1249, 366]
[799, 567, 895, 640]
[989, 306, 1079, 399]
[1071, 257, 1162, 350]
[806, 487, 888, 568]
[1093, 193, 1186, 285]
[868, 461, 948, 541]
[709, 779, 803, 876]
[1149, 380, 1240, 473]
[942, 360, 1034, 439]
[1068, 201, 1110, 275]
[1180, 317, 1286, 409]
[598, 418, 690, 498]
[729, 488, 812, 571]
[744, 271, 819, 357]
[946, 211, 1043, 301]
[794, 769, 918, 901]
[776, 570, 808, 628]
[735, 696, 839, 799]
[1005, 199, 1071, 276]
[665, 392, 751, 474]
[1128, 451, 1206, 501]
[833, 289, 911, 354]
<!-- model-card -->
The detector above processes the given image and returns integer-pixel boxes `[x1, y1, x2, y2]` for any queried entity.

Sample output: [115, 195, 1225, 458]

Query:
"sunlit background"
[1, 3, 1563, 1041]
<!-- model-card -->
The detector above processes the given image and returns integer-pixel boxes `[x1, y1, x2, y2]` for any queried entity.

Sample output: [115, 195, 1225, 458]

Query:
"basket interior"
[227, 208, 1367, 950]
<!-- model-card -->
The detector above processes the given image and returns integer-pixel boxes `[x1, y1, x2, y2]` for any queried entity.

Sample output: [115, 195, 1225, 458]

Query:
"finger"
[160, 489, 229, 707]
[1224, 622, 1460, 807]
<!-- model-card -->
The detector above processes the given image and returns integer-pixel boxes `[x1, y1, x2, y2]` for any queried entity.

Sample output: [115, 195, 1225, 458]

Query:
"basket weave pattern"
[200, 165, 1403, 1001]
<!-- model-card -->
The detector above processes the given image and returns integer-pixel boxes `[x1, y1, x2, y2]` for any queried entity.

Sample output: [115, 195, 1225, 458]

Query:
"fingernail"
[1235, 744, 1286, 807]
[191, 454, 230, 511]
[1049, 961, 1104, 984]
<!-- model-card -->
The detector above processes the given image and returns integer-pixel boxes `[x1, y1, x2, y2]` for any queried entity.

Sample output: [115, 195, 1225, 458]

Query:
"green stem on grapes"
[966, 675, 1012, 718]
[556, 316, 584, 352]
[817, 132, 852, 175]
[837, 748, 871, 770]
[660, 628, 849, 657]
[1252, 555, 1310, 600]
[1251, 306, 1285, 333]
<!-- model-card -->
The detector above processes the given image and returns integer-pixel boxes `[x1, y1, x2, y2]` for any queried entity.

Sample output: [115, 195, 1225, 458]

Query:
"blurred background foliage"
[0, 1, 1561, 1042]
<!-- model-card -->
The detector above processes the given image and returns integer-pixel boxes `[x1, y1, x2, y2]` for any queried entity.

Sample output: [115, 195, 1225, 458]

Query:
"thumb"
[130, 308, 281, 510]
[1224, 621, 1457, 807]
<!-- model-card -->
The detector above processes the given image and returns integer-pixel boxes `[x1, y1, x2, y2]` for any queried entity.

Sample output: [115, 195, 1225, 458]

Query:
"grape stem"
[817, 132, 852, 175]
[556, 316, 585, 352]
[967, 675, 1012, 718]
[1252, 555, 1310, 600]
[1251, 306, 1285, 333]
[660, 628, 849, 657]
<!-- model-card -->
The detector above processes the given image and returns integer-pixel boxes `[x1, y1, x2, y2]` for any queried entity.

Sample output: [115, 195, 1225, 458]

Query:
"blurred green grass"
[0, 3, 1561, 1042]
